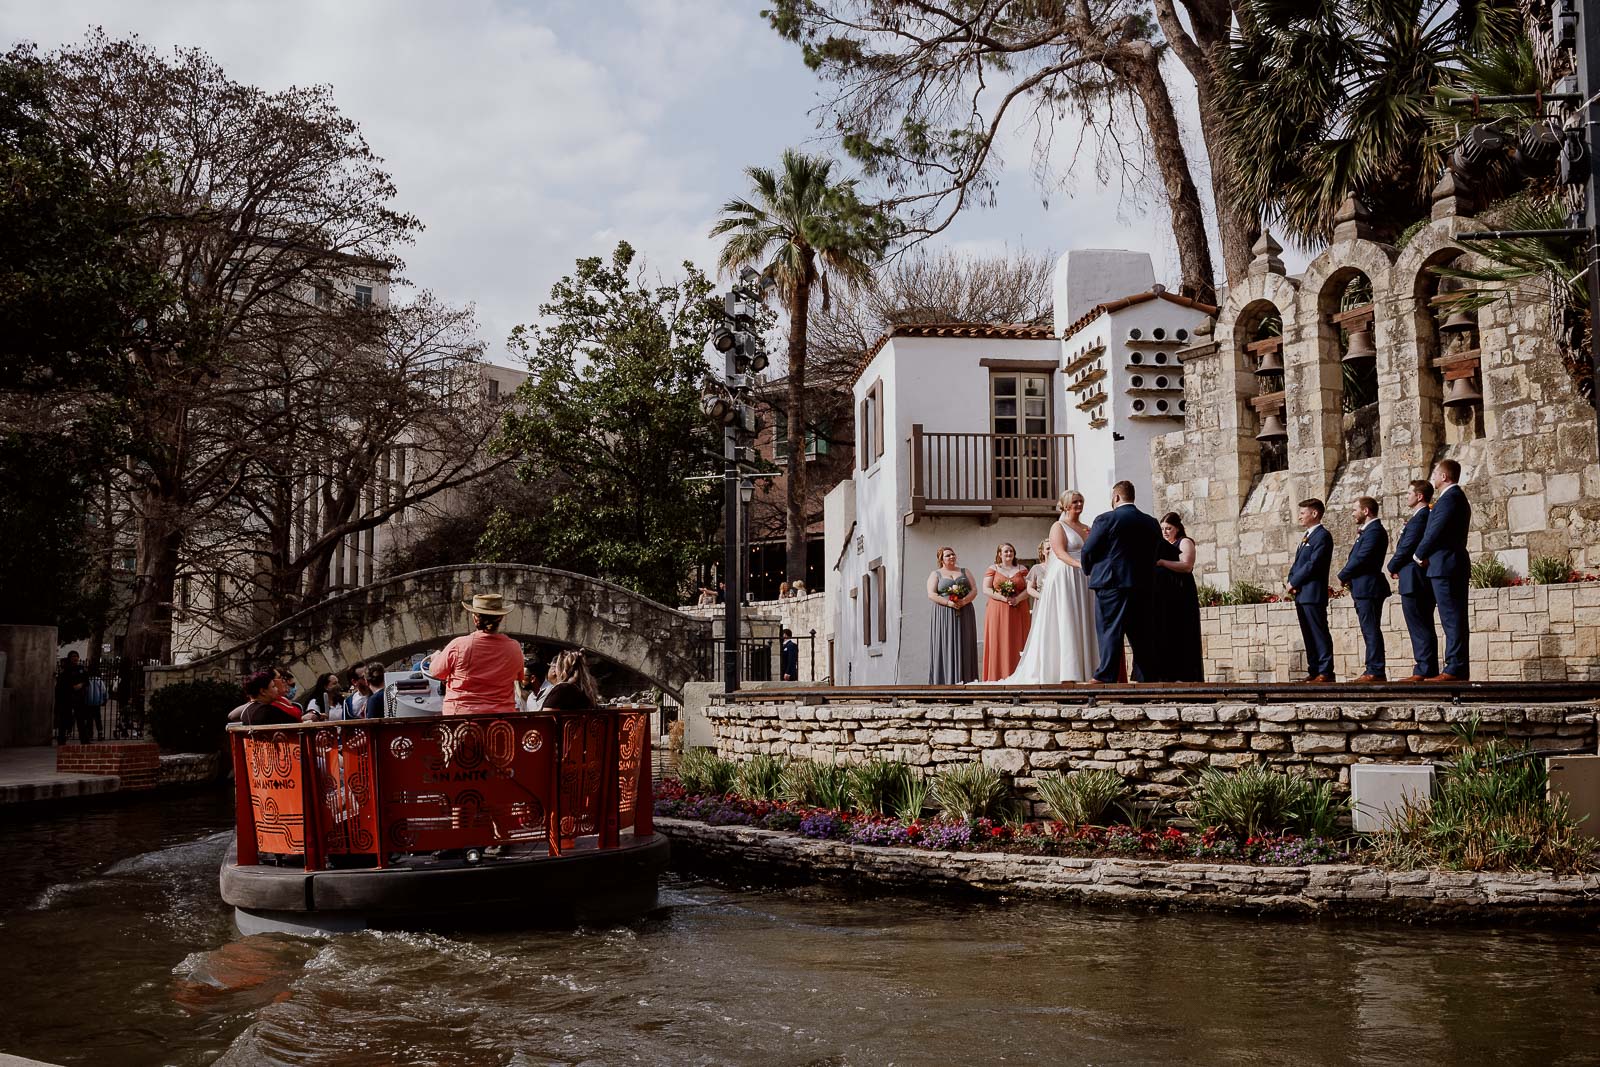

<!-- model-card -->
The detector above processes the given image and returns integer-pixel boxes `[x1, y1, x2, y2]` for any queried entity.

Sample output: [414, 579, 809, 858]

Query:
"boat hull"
[222, 833, 669, 935]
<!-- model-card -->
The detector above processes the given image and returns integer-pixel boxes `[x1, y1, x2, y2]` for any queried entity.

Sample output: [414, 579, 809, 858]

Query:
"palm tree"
[711, 150, 893, 585]
[1214, 0, 1521, 247]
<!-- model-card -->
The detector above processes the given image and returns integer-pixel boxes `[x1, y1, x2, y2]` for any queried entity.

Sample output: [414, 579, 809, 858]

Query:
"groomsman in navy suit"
[1082, 480, 1164, 683]
[1285, 498, 1335, 682]
[1337, 496, 1390, 682]
[1387, 479, 1438, 681]
[1413, 458, 1472, 681]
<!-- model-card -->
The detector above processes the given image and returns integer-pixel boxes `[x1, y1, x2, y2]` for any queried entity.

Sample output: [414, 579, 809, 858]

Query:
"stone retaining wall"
[706, 699, 1597, 808]
[1202, 582, 1600, 682]
[56, 742, 159, 791]
[661, 817, 1600, 923]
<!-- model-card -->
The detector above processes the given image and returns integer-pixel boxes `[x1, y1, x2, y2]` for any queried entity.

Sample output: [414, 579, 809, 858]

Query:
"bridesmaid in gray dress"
[927, 546, 979, 683]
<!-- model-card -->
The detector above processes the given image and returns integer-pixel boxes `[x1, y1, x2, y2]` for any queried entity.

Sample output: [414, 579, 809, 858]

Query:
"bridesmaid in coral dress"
[981, 542, 1033, 680]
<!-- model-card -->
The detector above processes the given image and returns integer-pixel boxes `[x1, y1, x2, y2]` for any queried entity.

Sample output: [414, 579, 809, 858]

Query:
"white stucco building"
[823, 249, 1215, 685]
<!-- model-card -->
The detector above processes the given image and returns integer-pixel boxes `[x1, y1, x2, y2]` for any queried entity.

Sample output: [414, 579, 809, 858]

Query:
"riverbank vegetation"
[663, 727, 1599, 874]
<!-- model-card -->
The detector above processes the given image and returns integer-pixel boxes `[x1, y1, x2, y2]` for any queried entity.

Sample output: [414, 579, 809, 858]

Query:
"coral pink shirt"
[429, 630, 524, 716]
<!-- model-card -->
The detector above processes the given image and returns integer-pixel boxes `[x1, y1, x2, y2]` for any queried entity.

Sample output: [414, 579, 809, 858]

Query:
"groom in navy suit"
[1337, 496, 1389, 682]
[1414, 458, 1472, 681]
[1286, 498, 1335, 682]
[1081, 480, 1164, 683]
[1387, 479, 1438, 681]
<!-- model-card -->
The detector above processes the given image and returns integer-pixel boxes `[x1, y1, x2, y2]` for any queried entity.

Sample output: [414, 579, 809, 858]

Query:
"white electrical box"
[1548, 754, 1600, 839]
[1350, 763, 1434, 833]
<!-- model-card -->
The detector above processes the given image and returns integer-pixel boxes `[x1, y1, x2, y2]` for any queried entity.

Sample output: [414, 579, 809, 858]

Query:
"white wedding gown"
[1000, 521, 1100, 684]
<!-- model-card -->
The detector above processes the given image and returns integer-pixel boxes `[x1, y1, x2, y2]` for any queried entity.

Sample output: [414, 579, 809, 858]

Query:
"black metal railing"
[52, 660, 145, 744]
[692, 630, 820, 683]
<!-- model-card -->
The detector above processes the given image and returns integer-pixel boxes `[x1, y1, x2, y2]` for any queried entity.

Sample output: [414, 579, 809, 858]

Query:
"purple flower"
[799, 811, 845, 839]
[916, 822, 972, 850]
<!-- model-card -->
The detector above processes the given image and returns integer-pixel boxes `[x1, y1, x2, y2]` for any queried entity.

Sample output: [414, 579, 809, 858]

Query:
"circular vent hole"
[1131, 398, 1146, 413]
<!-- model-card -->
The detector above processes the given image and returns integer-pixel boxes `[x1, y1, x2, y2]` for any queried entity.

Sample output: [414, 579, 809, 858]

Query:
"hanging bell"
[1254, 349, 1284, 375]
[1255, 412, 1288, 442]
[1439, 305, 1477, 333]
[1444, 375, 1482, 407]
[1342, 325, 1376, 362]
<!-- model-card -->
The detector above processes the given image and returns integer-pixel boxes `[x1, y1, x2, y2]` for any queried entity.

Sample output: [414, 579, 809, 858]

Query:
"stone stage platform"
[704, 681, 1600, 805]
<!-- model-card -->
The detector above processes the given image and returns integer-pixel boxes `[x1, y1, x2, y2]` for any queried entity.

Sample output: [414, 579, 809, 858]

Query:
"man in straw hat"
[428, 592, 526, 716]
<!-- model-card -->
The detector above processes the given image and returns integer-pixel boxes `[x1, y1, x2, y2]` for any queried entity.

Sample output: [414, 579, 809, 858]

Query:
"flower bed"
[653, 779, 1346, 866]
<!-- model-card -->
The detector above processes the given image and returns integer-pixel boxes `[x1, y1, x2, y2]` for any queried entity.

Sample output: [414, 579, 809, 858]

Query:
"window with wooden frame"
[872, 561, 887, 644]
[858, 379, 884, 469]
[860, 577, 872, 646]
[987, 367, 1053, 500]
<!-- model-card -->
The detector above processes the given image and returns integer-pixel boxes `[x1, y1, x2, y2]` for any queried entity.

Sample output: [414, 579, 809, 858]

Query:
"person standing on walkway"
[1387, 479, 1438, 681]
[55, 651, 89, 745]
[430, 592, 526, 714]
[1414, 459, 1472, 681]
[1154, 512, 1204, 682]
[1338, 496, 1390, 683]
[1082, 481, 1163, 683]
[980, 542, 1032, 680]
[1286, 499, 1335, 682]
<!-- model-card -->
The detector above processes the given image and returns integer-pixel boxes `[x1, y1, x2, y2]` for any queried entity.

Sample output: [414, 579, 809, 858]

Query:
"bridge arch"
[151, 564, 712, 700]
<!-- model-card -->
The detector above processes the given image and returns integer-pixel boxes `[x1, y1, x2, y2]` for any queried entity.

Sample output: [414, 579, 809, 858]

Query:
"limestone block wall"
[1153, 214, 1600, 592]
[1201, 582, 1600, 682]
[706, 699, 1596, 811]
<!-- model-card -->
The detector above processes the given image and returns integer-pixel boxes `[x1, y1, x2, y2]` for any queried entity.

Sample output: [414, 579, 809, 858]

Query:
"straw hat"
[461, 591, 513, 616]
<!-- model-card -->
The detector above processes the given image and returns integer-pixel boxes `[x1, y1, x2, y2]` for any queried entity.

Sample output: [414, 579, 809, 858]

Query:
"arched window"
[1423, 261, 1484, 448]
[1331, 272, 1380, 461]
[1239, 302, 1287, 478]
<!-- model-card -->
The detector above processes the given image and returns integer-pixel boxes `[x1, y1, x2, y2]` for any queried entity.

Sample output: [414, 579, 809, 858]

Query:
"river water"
[3, 790, 1600, 1065]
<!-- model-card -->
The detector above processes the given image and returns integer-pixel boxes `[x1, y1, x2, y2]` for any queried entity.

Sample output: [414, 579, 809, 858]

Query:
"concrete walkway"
[0, 746, 119, 805]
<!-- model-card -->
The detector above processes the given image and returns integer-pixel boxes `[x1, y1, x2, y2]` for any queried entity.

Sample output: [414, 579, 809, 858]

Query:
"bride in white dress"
[1002, 490, 1100, 683]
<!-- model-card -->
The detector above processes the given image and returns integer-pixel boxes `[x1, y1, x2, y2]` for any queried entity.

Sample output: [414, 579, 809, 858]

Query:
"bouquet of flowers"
[944, 581, 970, 605]
[996, 577, 1020, 598]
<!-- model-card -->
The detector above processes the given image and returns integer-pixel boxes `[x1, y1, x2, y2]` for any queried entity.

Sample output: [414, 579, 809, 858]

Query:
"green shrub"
[1195, 584, 1225, 608]
[677, 747, 737, 795]
[846, 758, 914, 816]
[733, 753, 788, 801]
[1470, 557, 1516, 589]
[780, 758, 853, 810]
[1222, 581, 1272, 606]
[1530, 555, 1571, 585]
[1189, 763, 1334, 839]
[930, 761, 1013, 822]
[148, 678, 241, 753]
[1034, 768, 1128, 827]
[1368, 729, 1597, 872]
[894, 772, 929, 820]
[1289, 778, 1348, 839]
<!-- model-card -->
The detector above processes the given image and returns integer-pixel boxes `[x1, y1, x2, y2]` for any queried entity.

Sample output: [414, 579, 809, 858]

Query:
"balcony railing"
[908, 425, 1074, 522]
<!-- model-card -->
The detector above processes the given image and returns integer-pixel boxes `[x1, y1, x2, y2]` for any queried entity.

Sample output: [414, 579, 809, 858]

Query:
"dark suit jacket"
[1338, 520, 1391, 600]
[1414, 484, 1472, 579]
[1081, 503, 1164, 591]
[365, 685, 386, 718]
[1388, 506, 1431, 596]
[1288, 525, 1333, 605]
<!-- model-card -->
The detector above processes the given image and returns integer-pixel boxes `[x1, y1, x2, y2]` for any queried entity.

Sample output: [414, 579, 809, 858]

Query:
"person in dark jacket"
[1387, 479, 1438, 681]
[1338, 496, 1390, 683]
[1286, 498, 1335, 682]
[1081, 480, 1165, 683]
[541, 649, 601, 710]
[1413, 459, 1473, 681]
[241, 670, 303, 726]
[364, 661, 387, 717]
[54, 651, 89, 745]
[780, 628, 800, 681]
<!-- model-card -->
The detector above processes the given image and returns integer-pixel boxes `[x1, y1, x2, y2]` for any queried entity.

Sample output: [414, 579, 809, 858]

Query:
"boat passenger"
[541, 649, 600, 710]
[522, 658, 552, 712]
[240, 670, 303, 726]
[429, 592, 526, 715]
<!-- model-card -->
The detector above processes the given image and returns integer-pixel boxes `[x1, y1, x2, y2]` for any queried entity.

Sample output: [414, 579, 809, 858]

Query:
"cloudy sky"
[4, 0, 1251, 365]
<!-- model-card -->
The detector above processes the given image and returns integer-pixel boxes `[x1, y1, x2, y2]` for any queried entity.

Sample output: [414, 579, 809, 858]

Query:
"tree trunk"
[1111, 44, 1217, 306]
[1159, 0, 1260, 287]
[123, 491, 181, 666]
[784, 272, 812, 586]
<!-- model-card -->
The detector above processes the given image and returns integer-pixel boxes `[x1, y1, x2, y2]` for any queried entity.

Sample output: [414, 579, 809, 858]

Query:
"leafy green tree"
[711, 149, 892, 584]
[0, 55, 167, 636]
[483, 242, 721, 604]
[1215, 0, 1520, 246]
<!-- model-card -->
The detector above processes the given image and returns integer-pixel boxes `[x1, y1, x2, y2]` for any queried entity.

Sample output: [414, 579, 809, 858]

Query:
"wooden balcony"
[907, 425, 1074, 524]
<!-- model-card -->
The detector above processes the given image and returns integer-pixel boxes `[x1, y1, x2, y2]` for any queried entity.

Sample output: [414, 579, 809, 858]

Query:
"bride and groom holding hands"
[1003, 479, 1170, 685]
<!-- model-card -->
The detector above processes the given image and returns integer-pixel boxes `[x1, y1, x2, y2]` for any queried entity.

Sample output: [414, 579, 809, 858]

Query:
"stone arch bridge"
[150, 564, 712, 700]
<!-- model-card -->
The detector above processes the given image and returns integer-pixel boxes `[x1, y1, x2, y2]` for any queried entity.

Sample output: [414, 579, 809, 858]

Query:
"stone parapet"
[660, 818, 1600, 923]
[1202, 581, 1600, 682]
[705, 699, 1597, 806]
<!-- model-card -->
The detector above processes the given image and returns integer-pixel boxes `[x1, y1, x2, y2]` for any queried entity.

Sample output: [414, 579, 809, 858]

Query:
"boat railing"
[226, 706, 654, 871]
